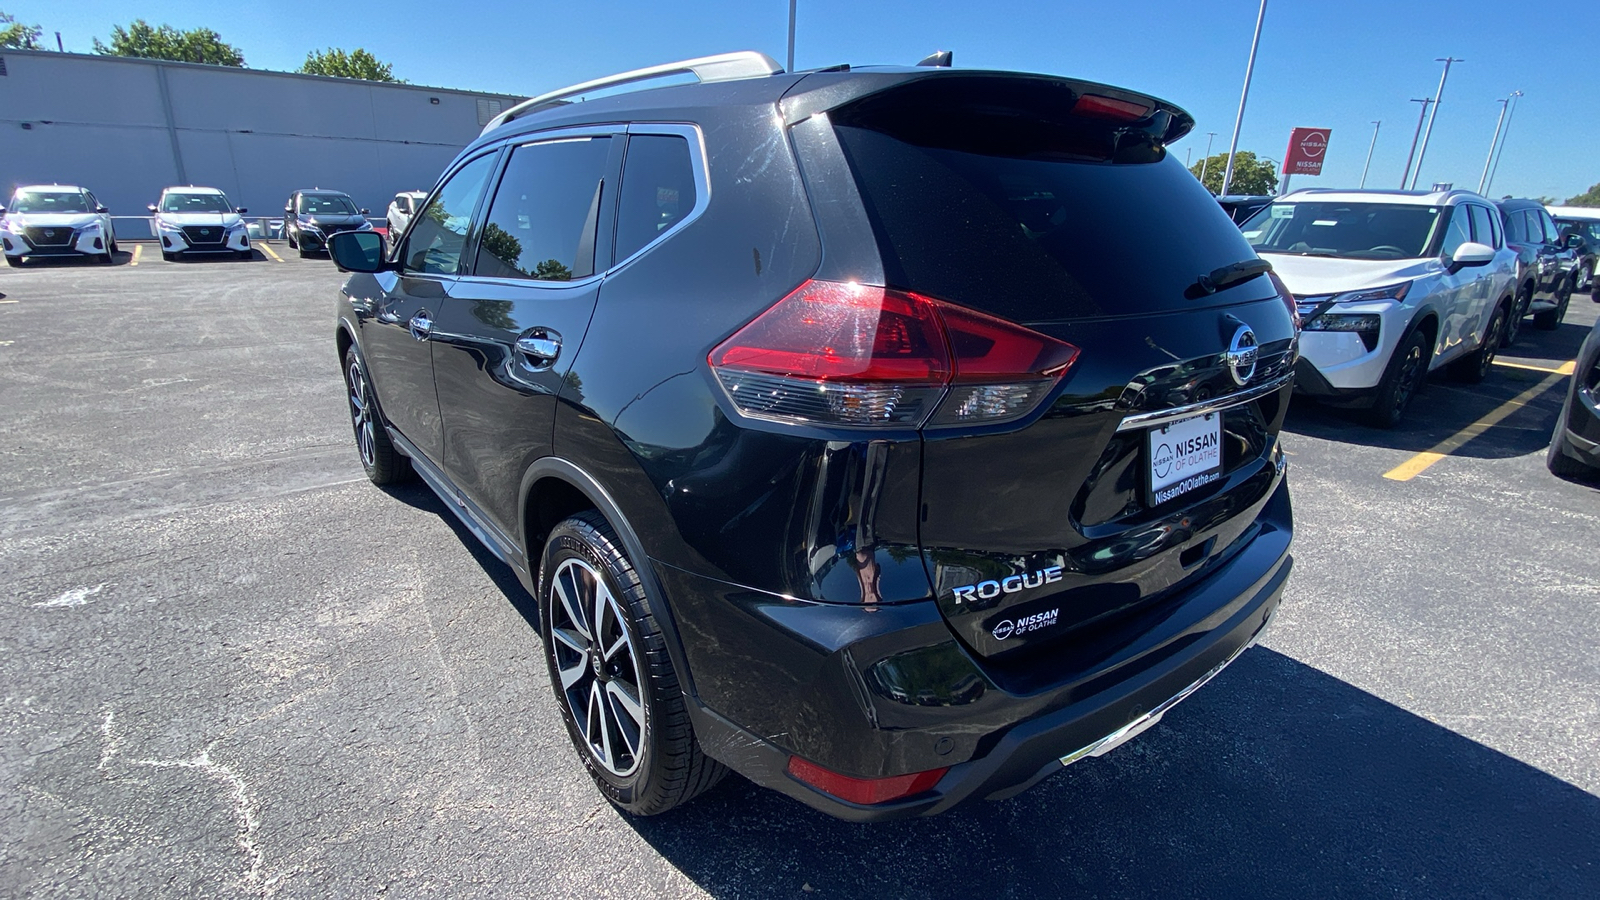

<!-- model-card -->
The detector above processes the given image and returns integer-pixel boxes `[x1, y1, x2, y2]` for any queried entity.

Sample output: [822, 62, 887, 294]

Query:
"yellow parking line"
[130, 244, 143, 266]
[258, 242, 283, 263]
[1383, 369, 1571, 481]
[1494, 358, 1576, 376]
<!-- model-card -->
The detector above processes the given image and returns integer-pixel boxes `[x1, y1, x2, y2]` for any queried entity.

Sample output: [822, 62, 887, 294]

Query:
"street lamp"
[1478, 98, 1509, 193]
[1221, 0, 1270, 197]
[786, 0, 797, 73]
[1410, 57, 1463, 190]
[1199, 131, 1218, 188]
[1400, 98, 1432, 189]
[1484, 90, 1523, 197]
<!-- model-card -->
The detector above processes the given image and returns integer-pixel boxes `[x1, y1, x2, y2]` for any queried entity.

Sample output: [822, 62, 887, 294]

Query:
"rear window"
[829, 116, 1261, 322]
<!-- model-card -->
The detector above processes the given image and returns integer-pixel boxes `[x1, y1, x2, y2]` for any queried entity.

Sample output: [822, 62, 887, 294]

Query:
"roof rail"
[483, 51, 784, 135]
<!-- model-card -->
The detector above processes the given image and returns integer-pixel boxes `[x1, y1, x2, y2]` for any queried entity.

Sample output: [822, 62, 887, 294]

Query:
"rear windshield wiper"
[1189, 258, 1273, 297]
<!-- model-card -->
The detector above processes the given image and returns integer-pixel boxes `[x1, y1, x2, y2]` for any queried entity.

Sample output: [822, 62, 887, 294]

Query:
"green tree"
[93, 20, 244, 66]
[298, 47, 401, 83]
[1563, 183, 1600, 207]
[1190, 151, 1279, 196]
[0, 10, 42, 49]
[532, 259, 573, 281]
[479, 223, 525, 275]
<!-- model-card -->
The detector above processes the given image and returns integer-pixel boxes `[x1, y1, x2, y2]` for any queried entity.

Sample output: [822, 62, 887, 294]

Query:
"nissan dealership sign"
[1283, 127, 1332, 176]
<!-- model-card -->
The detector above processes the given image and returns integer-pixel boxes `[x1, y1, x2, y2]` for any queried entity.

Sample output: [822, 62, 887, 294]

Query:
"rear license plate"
[1147, 413, 1222, 505]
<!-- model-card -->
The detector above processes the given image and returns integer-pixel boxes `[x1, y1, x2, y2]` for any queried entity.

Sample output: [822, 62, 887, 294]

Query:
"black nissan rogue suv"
[329, 52, 1298, 821]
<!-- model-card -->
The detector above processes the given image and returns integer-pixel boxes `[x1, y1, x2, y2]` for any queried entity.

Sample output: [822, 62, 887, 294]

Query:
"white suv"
[1242, 189, 1518, 426]
[149, 186, 252, 260]
[385, 190, 428, 244]
[1, 184, 117, 265]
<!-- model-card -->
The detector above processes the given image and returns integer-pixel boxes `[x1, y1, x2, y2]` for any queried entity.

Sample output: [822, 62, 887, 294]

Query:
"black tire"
[1533, 280, 1573, 331]
[162, 251, 177, 262]
[1503, 283, 1532, 347]
[238, 250, 252, 260]
[341, 346, 412, 485]
[540, 511, 726, 816]
[1365, 327, 1430, 428]
[1449, 302, 1508, 384]
[9, 256, 28, 267]
[1546, 404, 1598, 480]
[298, 247, 313, 259]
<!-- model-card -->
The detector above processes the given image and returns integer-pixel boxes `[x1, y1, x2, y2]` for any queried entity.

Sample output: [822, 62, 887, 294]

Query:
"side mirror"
[1450, 241, 1495, 270]
[0, 206, 8, 216]
[96, 206, 109, 214]
[147, 204, 158, 213]
[359, 208, 371, 216]
[237, 207, 248, 214]
[1564, 233, 1583, 251]
[329, 231, 391, 273]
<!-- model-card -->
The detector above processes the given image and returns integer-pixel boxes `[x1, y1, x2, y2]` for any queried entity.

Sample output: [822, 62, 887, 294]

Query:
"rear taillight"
[709, 280, 1080, 428]
[786, 755, 948, 805]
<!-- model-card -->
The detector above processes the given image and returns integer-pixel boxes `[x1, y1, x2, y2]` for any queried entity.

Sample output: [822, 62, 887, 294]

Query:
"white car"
[1242, 188, 1518, 427]
[385, 190, 428, 244]
[1, 184, 117, 265]
[149, 186, 252, 260]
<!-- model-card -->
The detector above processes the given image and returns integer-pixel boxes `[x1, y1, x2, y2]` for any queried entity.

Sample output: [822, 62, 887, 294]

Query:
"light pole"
[1359, 120, 1381, 188]
[1484, 90, 1522, 197]
[786, 0, 797, 73]
[1409, 57, 1463, 190]
[1199, 131, 1218, 188]
[1221, 0, 1269, 197]
[1478, 98, 1509, 193]
[1400, 98, 1432, 189]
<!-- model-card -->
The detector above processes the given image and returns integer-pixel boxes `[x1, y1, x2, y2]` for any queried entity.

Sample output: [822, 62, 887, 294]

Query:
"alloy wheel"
[346, 358, 376, 467]
[549, 557, 647, 777]
[1390, 343, 1425, 417]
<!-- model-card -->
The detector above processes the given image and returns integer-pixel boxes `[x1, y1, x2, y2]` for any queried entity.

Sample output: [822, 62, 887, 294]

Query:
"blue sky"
[12, 0, 1598, 201]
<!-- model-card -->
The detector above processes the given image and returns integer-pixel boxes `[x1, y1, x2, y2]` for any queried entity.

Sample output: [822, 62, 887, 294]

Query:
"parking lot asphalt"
[1, 249, 1596, 899]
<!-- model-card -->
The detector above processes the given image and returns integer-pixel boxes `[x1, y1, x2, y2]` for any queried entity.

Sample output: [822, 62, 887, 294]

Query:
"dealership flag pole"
[1360, 121, 1381, 188]
[1221, 0, 1268, 197]
[1410, 57, 1462, 190]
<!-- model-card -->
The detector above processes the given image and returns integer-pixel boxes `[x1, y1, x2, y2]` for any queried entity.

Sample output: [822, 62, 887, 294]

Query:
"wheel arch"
[518, 457, 703, 702]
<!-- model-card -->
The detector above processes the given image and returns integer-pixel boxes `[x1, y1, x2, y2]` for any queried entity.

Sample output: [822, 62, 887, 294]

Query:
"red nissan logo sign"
[1284, 127, 1332, 176]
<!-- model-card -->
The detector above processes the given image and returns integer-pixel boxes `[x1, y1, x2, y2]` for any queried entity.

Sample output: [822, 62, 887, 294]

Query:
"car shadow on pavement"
[1282, 320, 1594, 460]
[628, 648, 1599, 899]
[381, 480, 542, 631]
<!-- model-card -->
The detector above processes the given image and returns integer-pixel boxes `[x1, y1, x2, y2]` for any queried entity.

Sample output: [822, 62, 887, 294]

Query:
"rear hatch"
[799, 73, 1297, 662]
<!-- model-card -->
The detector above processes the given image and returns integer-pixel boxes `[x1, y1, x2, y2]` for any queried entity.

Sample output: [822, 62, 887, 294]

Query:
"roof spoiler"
[483, 51, 784, 135]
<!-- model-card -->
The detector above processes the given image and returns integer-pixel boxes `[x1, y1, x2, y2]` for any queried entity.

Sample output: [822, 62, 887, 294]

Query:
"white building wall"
[0, 50, 519, 218]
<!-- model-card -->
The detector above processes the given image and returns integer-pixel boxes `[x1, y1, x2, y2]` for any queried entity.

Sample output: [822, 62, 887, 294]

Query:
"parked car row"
[1238, 187, 1590, 427]
[1, 183, 384, 264]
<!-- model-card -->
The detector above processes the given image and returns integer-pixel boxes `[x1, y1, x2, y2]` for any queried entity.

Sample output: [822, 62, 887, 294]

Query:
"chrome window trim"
[1114, 373, 1292, 433]
[606, 123, 711, 275]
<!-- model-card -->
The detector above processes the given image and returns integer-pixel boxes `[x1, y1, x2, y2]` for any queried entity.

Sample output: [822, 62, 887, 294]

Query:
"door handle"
[515, 329, 562, 367]
[409, 310, 433, 341]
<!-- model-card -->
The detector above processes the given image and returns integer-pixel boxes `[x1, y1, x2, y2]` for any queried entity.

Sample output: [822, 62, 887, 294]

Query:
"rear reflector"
[786, 756, 948, 805]
[710, 280, 1080, 428]
[1073, 94, 1152, 122]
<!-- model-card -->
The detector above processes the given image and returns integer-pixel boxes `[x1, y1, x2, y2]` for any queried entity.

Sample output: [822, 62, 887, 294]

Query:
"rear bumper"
[666, 478, 1293, 821]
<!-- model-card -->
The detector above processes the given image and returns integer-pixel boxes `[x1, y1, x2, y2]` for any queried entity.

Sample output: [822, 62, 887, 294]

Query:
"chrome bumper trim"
[1115, 374, 1293, 433]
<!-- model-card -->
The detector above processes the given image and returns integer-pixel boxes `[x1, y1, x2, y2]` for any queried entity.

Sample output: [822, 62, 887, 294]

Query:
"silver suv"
[1242, 188, 1518, 426]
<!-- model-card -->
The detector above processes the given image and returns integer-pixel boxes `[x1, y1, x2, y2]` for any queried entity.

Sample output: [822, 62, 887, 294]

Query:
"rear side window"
[614, 135, 697, 262]
[1503, 209, 1526, 243]
[473, 137, 611, 281]
[1468, 205, 1496, 247]
[829, 117, 1262, 322]
[405, 154, 495, 275]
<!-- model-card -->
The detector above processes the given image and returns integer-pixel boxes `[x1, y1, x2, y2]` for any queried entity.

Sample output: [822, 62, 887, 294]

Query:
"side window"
[404, 153, 496, 275]
[1468, 205, 1496, 247]
[1538, 211, 1560, 244]
[473, 137, 612, 281]
[1441, 205, 1471, 258]
[613, 135, 698, 262]
[393, 194, 405, 210]
[1522, 211, 1543, 244]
